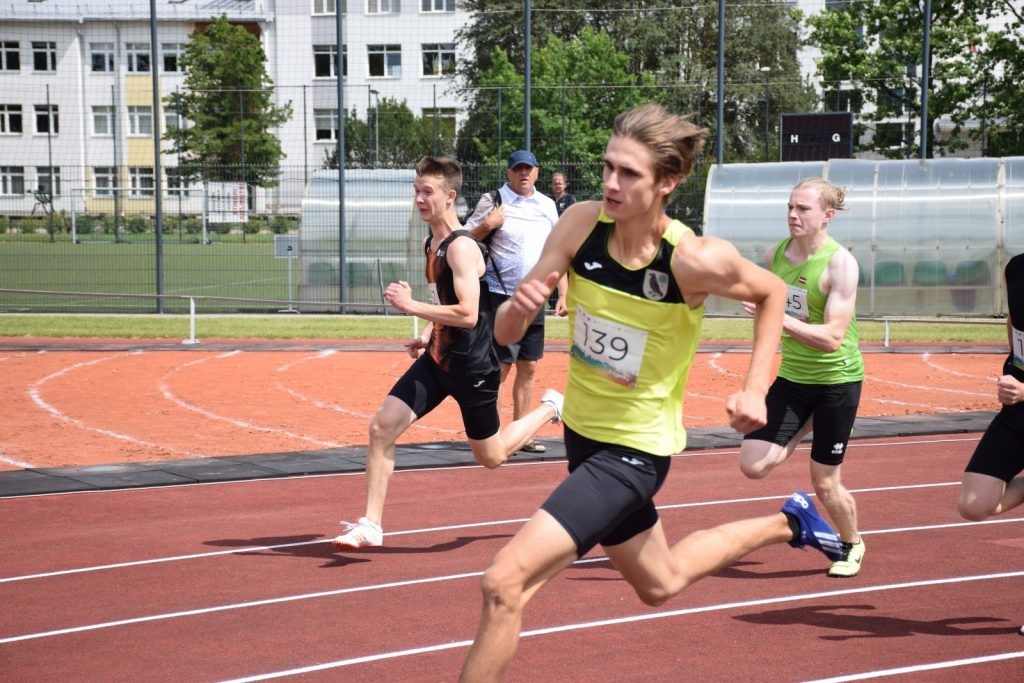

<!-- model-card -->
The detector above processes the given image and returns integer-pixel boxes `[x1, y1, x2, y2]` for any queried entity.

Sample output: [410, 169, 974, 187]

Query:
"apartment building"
[0, 0, 466, 216]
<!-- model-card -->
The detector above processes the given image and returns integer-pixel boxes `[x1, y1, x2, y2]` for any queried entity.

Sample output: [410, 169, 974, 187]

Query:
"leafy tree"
[165, 15, 292, 186]
[321, 98, 453, 169]
[805, 0, 1024, 158]
[460, 29, 657, 164]
[455, 1, 815, 164]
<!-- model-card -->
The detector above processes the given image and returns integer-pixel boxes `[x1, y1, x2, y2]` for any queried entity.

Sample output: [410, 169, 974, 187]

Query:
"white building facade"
[0, 0, 467, 217]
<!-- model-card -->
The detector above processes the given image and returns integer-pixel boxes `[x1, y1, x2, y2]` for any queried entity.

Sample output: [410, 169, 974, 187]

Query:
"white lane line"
[865, 373, 991, 398]
[0, 452, 34, 469]
[272, 350, 462, 437]
[3, 543, 1022, 653]
[707, 352, 742, 377]
[805, 651, 1024, 682]
[218, 570, 1024, 682]
[2, 483, 1015, 585]
[921, 351, 1000, 382]
[28, 353, 197, 457]
[157, 351, 346, 450]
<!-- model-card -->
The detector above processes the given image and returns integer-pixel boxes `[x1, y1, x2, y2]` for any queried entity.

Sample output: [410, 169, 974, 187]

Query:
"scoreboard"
[779, 112, 853, 161]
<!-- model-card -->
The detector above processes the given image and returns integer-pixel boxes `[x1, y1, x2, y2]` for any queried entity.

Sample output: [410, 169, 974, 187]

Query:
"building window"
[92, 105, 115, 135]
[35, 104, 59, 135]
[126, 43, 151, 73]
[128, 106, 153, 136]
[0, 104, 23, 134]
[367, 0, 399, 14]
[1, 166, 25, 196]
[313, 45, 340, 78]
[423, 107, 457, 141]
[32, 41, 56, 72]
[421, 43, 455, 77]
[0, 41, 20, 71]
[312, 0, 337, 15]
[164, 104, 185, 133]
[129, 167, 155, 197]
[314, 109, 339, 141]
[166, 168, 191, 197]
[90, 43, 115, 72]
[368, 44, 401, 78]
[36, 166, 61, 197]
[876, 121, 913, 149]
[421, 0, 454, 11]
[94, 167, 117, 198]
[162, 43, 185, 72]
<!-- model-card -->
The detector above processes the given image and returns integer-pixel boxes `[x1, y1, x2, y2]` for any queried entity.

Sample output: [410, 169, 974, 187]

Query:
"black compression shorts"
[388, 352, 501, 441]
[744, 376, 862, 466]
[964, 402, 1024, 482]
[541, 426, 671, 558]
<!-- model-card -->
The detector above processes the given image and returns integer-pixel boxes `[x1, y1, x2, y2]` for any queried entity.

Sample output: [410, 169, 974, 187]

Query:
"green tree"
[165, 15, 292, 185]
[459, 29, 657, 165]
[455, 1, 814, 164]
[321, 98, 452, 169]
[805, 0, 1023, 158]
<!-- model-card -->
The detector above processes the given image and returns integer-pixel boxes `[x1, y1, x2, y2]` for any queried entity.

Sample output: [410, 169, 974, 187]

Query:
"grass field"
[0, 312, 1008, 345]
[0, 238, 291, 312]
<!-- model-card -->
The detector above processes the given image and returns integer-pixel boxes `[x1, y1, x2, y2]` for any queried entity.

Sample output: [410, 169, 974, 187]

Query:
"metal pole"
[716, 0, 725, 165]
[45, 84, 54, 242]
[523, 0, 531, 150]
[336, 2, 347, 310]
[919, 0, 932, 159]
[149, 0, 165, 313]
[762, 67, 771, 162]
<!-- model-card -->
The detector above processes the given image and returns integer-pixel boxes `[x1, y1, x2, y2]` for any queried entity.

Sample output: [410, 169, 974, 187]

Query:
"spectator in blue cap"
[466, 150, 565, 454]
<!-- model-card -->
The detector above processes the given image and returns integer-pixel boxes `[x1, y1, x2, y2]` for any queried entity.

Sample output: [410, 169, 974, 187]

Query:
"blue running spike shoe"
[781, 491, 844, 562]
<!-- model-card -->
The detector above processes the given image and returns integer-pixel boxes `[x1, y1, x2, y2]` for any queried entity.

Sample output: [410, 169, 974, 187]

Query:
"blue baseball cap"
[507, 150, 538, 169]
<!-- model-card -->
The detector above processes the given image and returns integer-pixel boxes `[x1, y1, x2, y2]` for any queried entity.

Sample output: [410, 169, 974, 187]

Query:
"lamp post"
[760, 66, 771, 162]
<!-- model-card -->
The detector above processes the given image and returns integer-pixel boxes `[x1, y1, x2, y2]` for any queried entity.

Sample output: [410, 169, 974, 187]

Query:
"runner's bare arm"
[385, 237, 484, 329]
[782, 249, 859, 352]
[674, 234, 787, 431]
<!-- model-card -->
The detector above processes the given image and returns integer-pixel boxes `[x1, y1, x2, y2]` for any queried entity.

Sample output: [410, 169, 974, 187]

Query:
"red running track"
[2, 433, 1024, 682]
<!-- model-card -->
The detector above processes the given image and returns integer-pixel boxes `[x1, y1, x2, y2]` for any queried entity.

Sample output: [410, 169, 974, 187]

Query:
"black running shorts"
[541, 426, 671, 558]
[744, 376, 862, 467]
[964, 402, 1024, 482]
[388, 353, 501, 441]
[489, 291, 545, 363]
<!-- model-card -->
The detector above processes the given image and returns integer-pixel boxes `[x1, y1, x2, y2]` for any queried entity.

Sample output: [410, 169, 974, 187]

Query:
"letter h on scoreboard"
[780, 112, 853, 162]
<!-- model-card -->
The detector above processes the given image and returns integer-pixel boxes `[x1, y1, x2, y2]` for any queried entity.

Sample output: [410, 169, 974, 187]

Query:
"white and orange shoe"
[331, 517, 383, 550]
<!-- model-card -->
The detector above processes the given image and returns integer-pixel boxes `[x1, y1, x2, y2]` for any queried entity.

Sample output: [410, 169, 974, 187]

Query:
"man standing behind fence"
[551, 171, 577, 216]
[465, 150, 565, 454]
[738, 177, 866, 578]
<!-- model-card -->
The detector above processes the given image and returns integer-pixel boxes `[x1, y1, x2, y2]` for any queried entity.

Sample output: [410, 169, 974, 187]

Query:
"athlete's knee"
[957, 493, 995, 522]
[739, 458, 772, 479]
[368, 410, 403, 447]
[633, 583, 674, 607]
[738, 443, 776, 479]
[470, 439, 506, 469]
[479, 557, 526, 615]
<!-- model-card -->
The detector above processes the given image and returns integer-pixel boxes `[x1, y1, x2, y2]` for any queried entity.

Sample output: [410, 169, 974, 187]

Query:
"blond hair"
[794, 177, 848, 213]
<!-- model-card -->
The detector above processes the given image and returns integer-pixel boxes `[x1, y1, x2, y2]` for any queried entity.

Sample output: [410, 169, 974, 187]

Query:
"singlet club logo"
[643, 269, 670, 301]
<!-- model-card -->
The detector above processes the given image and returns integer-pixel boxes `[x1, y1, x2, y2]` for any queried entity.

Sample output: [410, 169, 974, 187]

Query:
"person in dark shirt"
[958, 253, 1024, 525]
[331, 156, 563, 551]
[552, 171, 577, 216]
